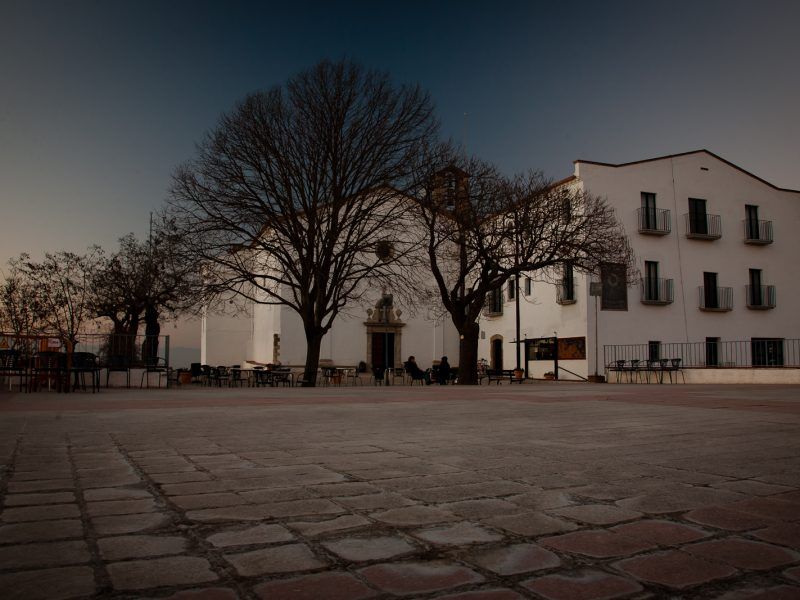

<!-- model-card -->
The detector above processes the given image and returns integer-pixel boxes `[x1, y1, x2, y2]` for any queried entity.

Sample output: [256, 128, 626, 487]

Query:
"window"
[703, 272, 719, 308]
[648, 341, 660, 362]
[688, 198, 708, 235]
[524, 276, 532, 296]
[641, 192, 656, 230]
[561, 198, 572, 222]
[748, 268, 763, 306]
[745, 205, 759, 240]
[508, 277, 516, 301]
[486, 288, 503, 315]
[706, 337, 720, 367]
[752, 338, 783, 367]
[644, 261, 659, 302]
[557, 263, 576, 304]
[600, 263, 627, 310]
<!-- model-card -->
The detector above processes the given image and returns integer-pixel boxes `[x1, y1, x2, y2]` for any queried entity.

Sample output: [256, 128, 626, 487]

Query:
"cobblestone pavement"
[1, 383, 799, 599]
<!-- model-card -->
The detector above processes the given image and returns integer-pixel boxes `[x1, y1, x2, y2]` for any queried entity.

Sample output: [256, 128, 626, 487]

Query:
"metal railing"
[746, 285, 776, 309]
[637, 207, 671, 235]
[640, 278, 674, 305]
[699, 286, 733, 311]
[743, 219, 773, 244]
[684, 213, 722, 239]
[556, 280, 577, 305]
[604, 339, 799, 368]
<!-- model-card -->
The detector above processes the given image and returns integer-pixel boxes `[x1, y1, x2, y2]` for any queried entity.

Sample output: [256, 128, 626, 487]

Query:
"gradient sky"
[1, 0, 798, 347]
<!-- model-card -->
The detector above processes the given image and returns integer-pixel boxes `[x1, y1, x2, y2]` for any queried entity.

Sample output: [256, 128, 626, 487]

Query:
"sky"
[1, 0, 798, 350]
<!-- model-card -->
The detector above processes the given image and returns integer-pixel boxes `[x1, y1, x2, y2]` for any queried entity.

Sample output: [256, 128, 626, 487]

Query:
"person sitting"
[438, 356, 451, 385]
[404, 356, 428, 384]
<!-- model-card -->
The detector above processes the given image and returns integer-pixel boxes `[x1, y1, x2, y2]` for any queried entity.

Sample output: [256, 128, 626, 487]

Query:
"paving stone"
[263, 498, 345, 517]
[83, 487, 153, 501]
[309, 482, 382, 496]
[1, 503, 80, 522]
[521, 569, 643, 600]
[785, 565, 800, 583]
[714, 585, 800, 599]
[336, 492, 416, 510]
[483, 512, 577, 537]
[93, 512, 172, 535]
[541, 530, 656, 558]
[3, 491, 76, 506]
[616, 486, 744, 514]
[414, 522, 503, 546]
[358, 560, 484, 595]
[86, 498, 158, 517]
[465, 542, 561, 575]
[438, 498, 524, 519]
[207, 524, 294, 547]
[170, 493, 247, 510]
[6, 479, 74, 493]
[614, 549, 737, 589]
[684, 506, 775, 531]
[322, 535, 416, 561]
[408, 481, 531, 503]
[371, 505, 458, 526]
[0, 540, 91, 569]
[224, 543, 326, 576]
[150, 471, 214, 484]
[107, 556, 218, 590]
[434, 590, 526, 600]
[506, 490, 576, 510]
[162, 481, 234, 496]
[713, 480, 795, 496]
[287, 515, 372, 537]
[98, 534, 187, 560]
[186, 505, 273, 522]
[684, 537, 800, 570]
[238, 486, 319, 503]
[753, 523, 800, 549]
[253, 571, 377, 600]
[0, 519, 83, 544]
[160, 588, 239, 600]
[730, 497, 800, 522]
[551, 504, 642, 525]
[0, 566, 95, 600]
[610, 519, 710, 545]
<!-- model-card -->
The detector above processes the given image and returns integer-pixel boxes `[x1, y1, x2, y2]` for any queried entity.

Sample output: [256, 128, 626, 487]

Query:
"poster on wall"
[601, 263, 628, 310]
[558, 337, 586, 360]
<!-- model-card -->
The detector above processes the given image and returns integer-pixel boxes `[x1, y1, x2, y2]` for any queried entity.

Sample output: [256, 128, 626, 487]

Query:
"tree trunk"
[302, 328, 324, 387]
[457, 321, 480, 385]
[142, 304, 160, 364]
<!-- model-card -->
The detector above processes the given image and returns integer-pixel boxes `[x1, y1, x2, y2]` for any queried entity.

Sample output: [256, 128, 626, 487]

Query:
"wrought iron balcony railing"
[743, 219, 773, 244]
[699, 286, 733, 311]
[637, 207, 671, 235]
[746, 284, 776, 309]
[556, 280, 577, 305]
[640, 278, 674, 305]
[684, 213, 722, 239]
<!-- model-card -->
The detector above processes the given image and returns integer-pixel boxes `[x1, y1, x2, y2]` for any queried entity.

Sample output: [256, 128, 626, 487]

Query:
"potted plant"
[513, 367, 524, 380]
[543, 371, 556, 380]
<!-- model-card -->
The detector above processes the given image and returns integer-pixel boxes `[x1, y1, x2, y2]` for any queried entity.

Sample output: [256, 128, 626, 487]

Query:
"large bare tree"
[168, 60, 437, 385]
[412, 152, 635, 384]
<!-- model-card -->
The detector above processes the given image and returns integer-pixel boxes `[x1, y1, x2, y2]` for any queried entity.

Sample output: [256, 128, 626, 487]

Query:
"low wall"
[683, 368, 800, 384]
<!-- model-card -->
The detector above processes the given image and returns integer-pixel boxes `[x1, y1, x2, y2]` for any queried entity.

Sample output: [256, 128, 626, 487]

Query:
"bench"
[487, 369, 525, 384]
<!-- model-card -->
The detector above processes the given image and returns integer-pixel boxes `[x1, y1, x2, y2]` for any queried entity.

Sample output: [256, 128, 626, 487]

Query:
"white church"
[201, 150, 800, 383]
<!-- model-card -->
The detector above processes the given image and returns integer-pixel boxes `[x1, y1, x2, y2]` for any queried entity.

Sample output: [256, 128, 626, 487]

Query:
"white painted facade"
[478, 150, 800, 380]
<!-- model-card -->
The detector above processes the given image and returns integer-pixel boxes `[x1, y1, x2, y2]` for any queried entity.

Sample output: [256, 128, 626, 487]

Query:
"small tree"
[412, 152, 634, 384]
[0, 269, 44, 341]
[168, 60, 437, 385]
[9, 250, 100, 348]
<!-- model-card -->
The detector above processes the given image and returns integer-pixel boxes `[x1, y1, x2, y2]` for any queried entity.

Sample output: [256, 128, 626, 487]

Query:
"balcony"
[684, 213, 722, 240]
[699, 286, 733, 311]
[637, 208, 671, 235]
[556, 280, 577, 305]
[743, 219, 773, 245]
[746, 285, 776, 310]
[640, 278, 674, 305]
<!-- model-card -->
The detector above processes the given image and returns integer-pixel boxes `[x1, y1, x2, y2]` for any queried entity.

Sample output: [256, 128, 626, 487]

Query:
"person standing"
[438, 356, 451, 385]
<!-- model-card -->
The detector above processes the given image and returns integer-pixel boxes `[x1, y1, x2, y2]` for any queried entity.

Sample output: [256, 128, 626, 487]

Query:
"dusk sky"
[2, 0, 798, 349]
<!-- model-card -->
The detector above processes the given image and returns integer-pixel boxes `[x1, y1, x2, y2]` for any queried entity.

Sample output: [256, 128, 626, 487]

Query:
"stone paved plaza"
[1, 383, 799, 599]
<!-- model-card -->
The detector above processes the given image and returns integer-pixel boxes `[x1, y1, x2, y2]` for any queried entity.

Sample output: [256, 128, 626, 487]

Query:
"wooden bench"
[486, 369, 524, 384]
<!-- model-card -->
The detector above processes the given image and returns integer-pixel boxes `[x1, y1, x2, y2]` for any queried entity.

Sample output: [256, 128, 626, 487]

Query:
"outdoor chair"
[371, 366, 385, 385]
[391, 367, 406, 385]
[667, 358, 686, 383]
[407, 369, 426, 386]
[201, 364, 212, 386]
[229, 365, 245, 387]
[609, 359, 626, 382]
[189, 362, 204, 384]
[343, 368, 362, 386]
[271, 367, 293, 386]
[71, 352, 100, 392]
[0, 349, 30, 392]
[32, 351, 68, 392]
[140, 356, 170, 388]
[105, 354, 131, 388]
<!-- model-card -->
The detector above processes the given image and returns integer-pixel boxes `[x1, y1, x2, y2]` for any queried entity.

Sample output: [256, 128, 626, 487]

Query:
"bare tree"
[9, 250, 100, 348]
[0, 268, 44, 339]
[168, 60, 437, 385]
[412, 152, 635, 384]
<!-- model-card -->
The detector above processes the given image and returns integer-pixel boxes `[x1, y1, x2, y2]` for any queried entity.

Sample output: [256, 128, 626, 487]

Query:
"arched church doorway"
[491, 336, 503, 371]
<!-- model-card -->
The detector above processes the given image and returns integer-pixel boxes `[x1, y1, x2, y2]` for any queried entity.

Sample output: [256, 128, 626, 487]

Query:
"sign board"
[0, 336, 8, 349]
[47, 338, 62, 349]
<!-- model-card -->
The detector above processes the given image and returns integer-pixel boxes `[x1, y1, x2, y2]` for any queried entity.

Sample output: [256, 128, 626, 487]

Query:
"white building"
[202, 149, 800, 382]
[479, 150, 800, 382]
